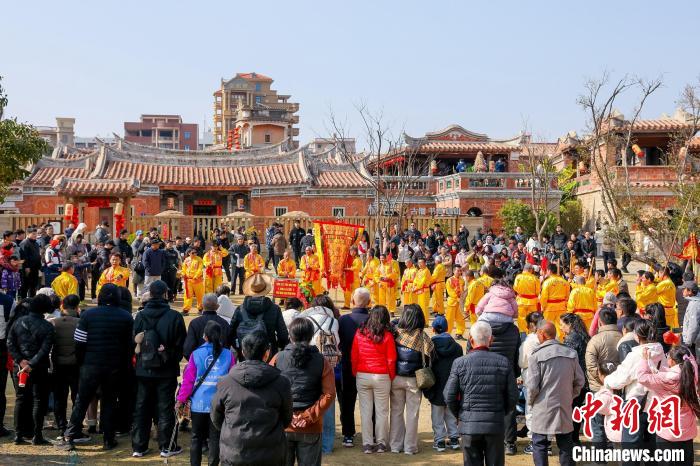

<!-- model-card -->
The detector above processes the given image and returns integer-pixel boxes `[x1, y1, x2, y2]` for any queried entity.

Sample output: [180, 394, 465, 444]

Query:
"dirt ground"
[1, 265, 698, 465]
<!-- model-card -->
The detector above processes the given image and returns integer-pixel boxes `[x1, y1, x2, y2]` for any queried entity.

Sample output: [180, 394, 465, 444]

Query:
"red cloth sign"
[273, 279, 299, 298]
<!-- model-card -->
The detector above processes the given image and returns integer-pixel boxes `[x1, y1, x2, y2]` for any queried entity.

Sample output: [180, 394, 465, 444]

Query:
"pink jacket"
[594, 388, 622, 443]
[637, 357, 698, 441]
[475, 284, 518, 318]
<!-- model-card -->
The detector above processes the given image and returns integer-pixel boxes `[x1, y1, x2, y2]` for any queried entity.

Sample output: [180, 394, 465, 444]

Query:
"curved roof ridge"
[114, 133, 290, 156]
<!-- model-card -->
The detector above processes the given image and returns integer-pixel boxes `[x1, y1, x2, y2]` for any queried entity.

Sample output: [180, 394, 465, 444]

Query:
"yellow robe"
[464, 279, 486, 324]
[513, 272, 540, 332]
[96, 266, 130, 295]
[656, 278, 678, 328]
[181, 256, 204, 311]
[376, 259, 399, 313]
[412, 267, 433, 323]
[445, 275, 465, 335]
[567, 285, 596, 330]
[401, 266, 417, 307]
[541, 274, 571, 334]
[51, 272, 78, 299]
[244, 252, 265, 279]
[277, 258, 297, 279]
[343, 257, 363, 308]
[204, 249, 229, 293]
[477, 274, 493, 290]
[361, 257, 380, 305]
[635, 283, 659, 315]
[300, 253, 323, 295]
[431, 263, 447, 315]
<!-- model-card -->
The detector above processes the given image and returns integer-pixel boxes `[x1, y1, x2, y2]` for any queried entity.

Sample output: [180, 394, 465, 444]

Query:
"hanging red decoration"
[227, 129, 234, 152]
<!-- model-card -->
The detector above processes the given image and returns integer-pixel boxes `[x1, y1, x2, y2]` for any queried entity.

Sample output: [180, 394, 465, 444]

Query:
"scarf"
[0, 255, 19, 272]
[395, 328, 434, 356]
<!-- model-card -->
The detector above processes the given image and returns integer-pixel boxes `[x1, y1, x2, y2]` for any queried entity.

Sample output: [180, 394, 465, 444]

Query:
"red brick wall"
[15, 195, 64, 215]
[130, 196, 161, 216]
[249, 195, 371, 217]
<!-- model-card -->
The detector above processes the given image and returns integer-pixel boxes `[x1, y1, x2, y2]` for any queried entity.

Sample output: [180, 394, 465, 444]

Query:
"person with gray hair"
[443, 320, 518, 465]
[337, 287, 372, 448]
[183, 293, 232, 360]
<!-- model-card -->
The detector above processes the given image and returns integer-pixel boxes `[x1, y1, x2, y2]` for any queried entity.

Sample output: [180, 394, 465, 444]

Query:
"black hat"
[148, 280, 169, 298]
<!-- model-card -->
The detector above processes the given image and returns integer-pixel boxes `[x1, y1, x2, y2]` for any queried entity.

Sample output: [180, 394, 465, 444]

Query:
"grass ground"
[1, 263, 698, 465]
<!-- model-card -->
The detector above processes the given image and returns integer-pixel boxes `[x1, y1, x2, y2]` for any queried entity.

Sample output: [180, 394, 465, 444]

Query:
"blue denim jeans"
[322, 401, 335, 454]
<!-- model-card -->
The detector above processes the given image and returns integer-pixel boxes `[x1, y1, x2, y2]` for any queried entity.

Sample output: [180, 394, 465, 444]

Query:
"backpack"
[309, 315, 341, 368]
[138, 318, 165, 369]
[236, 307, 267, 348]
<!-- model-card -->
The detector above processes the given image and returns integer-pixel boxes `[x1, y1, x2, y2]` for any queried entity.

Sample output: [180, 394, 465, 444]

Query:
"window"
[264, 133, 271, 143]
[255, 95, 263, 104]
[255, 83, 261, 92]
[57, 205, 65, 216]
[274, 207, 288, 217]
[446, 180, 452, 189]
[184, 145, 190, 151]
[332, 207, 345, 217]
[184, 131, 191, 140]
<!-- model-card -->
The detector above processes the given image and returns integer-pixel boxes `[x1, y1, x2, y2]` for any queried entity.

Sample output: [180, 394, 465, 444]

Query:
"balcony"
[434, 172, 562, 200]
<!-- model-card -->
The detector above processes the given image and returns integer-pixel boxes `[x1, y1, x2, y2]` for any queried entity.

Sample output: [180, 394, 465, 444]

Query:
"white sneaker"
[132, 449, 149, 457]
[160, 446, 183, 458]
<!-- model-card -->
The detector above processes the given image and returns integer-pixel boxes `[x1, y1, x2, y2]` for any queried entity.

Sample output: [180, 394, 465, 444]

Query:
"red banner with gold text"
[313, 221, 364, 289]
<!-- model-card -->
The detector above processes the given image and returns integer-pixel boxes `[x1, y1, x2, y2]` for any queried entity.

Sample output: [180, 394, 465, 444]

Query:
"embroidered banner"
[313, 221, 364, 289]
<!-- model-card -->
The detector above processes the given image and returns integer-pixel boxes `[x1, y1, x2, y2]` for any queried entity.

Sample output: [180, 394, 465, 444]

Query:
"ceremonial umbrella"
[281, 210, 310, 218]
[154, 210, 185, 239]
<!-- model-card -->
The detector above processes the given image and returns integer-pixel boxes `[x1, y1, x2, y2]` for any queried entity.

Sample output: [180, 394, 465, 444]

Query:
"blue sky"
[2, 1, 699, 145]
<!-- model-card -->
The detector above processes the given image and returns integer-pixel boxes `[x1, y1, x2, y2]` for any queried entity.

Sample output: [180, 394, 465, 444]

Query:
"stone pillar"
[178, 193, 184, 213]
[226, 195, 233, 215]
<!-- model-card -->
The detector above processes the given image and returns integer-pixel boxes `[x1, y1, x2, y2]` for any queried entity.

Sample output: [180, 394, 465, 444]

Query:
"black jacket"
[229, 244, 250, 268]
[337, 307, 369, 365]
[7, 312, 55, 370]
[183, 312, 232, 360]
[211, 360, 292, 466]
[618, 340, 638, 362]
[563, 331, 589, 388]
[142, 247, 166, 276]
[116, 238, 134, 263]
[551, 233, 568, 251]
[230, 297, 289, 357]
[19, 238, 41, 270]
[274, 343, 325, 409]
[396, 344, 424, 377]
[289, 227, 306, 252]
[133, 298, 186, 378]
[487, 322, 521, 377]
[74, 304, 134, 368]
[457, 229, 470, 251]
[424, 333, 463, 405]
[163, 248, 181, 272]
[443, 349, 518, 435]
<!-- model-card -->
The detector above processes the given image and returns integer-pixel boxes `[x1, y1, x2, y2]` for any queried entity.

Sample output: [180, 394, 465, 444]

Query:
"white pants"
[389, 375, 422, 453]
[356, 372, 391, 448]
[430, 403, 459, 442]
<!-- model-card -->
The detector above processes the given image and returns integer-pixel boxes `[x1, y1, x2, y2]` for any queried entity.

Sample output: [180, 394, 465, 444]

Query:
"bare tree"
[518, 136, 561, 241]
[576, 73, 700, 265]
[326, 103, 431, 234]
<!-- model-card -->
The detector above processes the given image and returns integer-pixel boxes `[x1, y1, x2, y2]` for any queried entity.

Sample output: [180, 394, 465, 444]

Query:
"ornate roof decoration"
[53, 177, 140, 197]
[404, 124, 526, 154]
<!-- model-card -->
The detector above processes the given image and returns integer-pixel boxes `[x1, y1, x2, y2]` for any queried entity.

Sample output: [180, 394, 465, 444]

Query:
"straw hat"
[242, 273, 273, 297]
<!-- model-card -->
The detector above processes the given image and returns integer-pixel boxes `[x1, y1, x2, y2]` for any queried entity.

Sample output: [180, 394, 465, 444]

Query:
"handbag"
[414, 339, 435, 390]
[177, 350, 221, 422]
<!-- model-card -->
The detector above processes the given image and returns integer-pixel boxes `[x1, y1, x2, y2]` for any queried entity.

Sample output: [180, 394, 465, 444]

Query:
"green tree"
[499, 199, 556, 237]
[559, 199, 583, 234]
[0, 76, 48, 202]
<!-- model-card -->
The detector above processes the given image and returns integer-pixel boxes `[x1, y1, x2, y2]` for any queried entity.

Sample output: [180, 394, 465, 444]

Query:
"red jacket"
[351, 330, 397, 380]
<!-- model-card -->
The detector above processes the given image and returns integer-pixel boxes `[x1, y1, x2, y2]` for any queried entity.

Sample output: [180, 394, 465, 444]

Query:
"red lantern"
[227, 129, 234, 151]
[64, 203, 74, 221]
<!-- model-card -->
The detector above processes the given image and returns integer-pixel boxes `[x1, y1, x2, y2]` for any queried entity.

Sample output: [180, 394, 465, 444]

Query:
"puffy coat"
[50, 311, 80, 366]
[77, 304, 134, 368]
[604, 342, 667, 401]
[424, 333, 463, 405]
[211, 360, 292, 466]
[7, 312, 55, 370]
[585, 324, 621, 392]
[396, 344, 423, 377]
[350, 330, 396, 379]
[475, 284, 518, 318]
[230, 296, 289, 357]
[274, 343, 325, 409]
[133, 298, 186, 378]
[183, 311, 232, 360]
[443, 348, 517, 435]
[487, 321, 521, 377]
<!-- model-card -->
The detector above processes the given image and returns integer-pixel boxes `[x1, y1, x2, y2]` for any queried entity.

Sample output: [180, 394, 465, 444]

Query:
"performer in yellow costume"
[476, 265, 493, 290]
[96, 253, 130, 295]
[594, 270, 611, 307]
[464, 270, 485, 325]
[431, 256, 447, 315]
[181, 248, 204, 314]
[445, 266, 465, 336]
[376, 253, 400, 314]
[635, 271, 659, 315]
[300, 246, 323, 295]
[401, 259, 417, 307]
[656, 266, 679, 328]
[52, 263, 79, 299]
[540, 263, 571, 335]
[244, 244, 265, 278]
[567, 275, 596, 330]
[277, 250, 297, 279]
[203, 240, 229, 293]
[361, 249, 380, 305]
[342, 247, 363, 309]
[412, 258, 433, 323]
[513, 263, 540, 332]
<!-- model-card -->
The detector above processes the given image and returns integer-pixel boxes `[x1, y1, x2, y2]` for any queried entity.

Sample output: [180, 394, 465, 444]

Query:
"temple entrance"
[192, 204, 217, 216]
